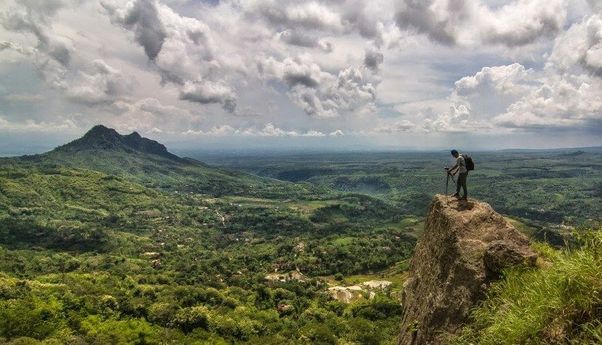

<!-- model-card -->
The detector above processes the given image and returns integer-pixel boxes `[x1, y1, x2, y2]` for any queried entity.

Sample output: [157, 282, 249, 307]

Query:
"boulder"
[398, 195, 537, 345]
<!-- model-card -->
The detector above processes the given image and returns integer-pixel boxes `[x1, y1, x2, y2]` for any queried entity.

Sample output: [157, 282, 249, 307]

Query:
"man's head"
[451, 149, 459, 158]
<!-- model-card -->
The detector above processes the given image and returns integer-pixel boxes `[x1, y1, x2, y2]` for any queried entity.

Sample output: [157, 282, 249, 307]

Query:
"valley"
[0, 126, 600, 344]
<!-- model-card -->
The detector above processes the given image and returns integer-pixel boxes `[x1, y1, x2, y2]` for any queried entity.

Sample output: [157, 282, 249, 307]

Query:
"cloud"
[587, 0, 602, 13]
[179, 81, 237, 113]
[2, 92, 45, 102]
[65, 59, 133, 106]
[103, 0, 166, 60]
[103, 0, 239, 113]
[259, 55, 324, 88]
[395, 0, 567, 47]
[423, 13, 602, 132]
[259, 55, 377, 118]
[1, 0, 72, 66]
[182, 123, 334, 137]
[493, 73, 602, 128]
[248, 1, 345, 32]
[0, 0, 600, 148]
[548, 14, 602, 76]
[364, 45, 384, 71]
[454, 63, 534, 97]
[0, 116, 77, 132]
[276, 29, 333, 52]
[365, 119, 415, 134]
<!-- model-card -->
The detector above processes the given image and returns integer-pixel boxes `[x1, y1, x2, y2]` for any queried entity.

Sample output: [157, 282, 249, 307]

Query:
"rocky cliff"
[398, 195, 537, 345]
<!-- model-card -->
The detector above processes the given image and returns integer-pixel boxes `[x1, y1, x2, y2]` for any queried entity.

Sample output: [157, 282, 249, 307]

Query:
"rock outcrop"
[398, 195, 537, 345]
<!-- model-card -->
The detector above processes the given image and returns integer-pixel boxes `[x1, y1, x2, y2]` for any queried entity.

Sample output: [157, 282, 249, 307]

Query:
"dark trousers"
[457, 172, 468, 197]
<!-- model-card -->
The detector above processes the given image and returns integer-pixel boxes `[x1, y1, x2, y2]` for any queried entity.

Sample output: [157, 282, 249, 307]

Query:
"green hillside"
[0, 126, 414, 344]
[452, 231, 602, 345]
[1, 126, 600, 344]
[14, 125, 322, 199]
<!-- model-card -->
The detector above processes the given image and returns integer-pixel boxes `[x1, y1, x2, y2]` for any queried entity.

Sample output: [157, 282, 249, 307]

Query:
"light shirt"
[457, 155, 467, 174]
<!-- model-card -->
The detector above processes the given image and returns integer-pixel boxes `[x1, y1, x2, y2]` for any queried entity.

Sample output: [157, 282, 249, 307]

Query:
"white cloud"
[0, 0, 601, 149]
[259, 55, 377, 118]
[65, 59, 133, 105]
[547, 14, 602, 75]
[422, 14, 602, 132]
[180, 81, 236, 113]
[181, 123, 332, 137]
[0, 116, 77, 132]
[395, 0, 567, 47]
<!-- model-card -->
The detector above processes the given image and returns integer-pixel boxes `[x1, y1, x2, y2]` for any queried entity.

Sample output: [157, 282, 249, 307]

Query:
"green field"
[200, 149, 602, 243]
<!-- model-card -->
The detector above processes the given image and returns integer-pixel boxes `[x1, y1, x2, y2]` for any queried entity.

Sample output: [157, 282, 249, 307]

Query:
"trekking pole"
[444, 168, 456, 195]
[444, 168, 450, 194]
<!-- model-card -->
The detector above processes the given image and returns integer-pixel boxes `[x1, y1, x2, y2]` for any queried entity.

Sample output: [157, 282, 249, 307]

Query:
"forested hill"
[0, 125, 414, 344]
[2, 125, 322, 198]
[52, 124, 186, 163]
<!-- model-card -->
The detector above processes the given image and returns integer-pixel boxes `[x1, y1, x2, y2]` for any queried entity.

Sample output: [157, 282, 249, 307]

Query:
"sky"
[0, 0, 601, 154]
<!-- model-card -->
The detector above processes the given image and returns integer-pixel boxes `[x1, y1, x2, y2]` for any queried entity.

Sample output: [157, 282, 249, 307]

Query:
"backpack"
[463, 154, 475, 171]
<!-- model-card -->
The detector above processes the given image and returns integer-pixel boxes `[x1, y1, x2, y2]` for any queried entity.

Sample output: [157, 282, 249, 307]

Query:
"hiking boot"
[460, 196, 467, 201]
[451, 193, 460, 198]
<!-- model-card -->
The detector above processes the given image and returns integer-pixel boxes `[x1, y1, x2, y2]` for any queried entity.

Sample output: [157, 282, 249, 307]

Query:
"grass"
[452, 230, 602, 345]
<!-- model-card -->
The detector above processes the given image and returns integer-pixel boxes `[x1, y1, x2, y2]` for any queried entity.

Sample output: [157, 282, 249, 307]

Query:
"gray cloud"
[277, 29, 332, 52]
[364, 46, 384, 71]
[1, 0, 601, 148]
[179, 81, 237, 113]
[548, 14, 602, 76]
[260, 55, 377, 118]
[588, 0, 602, 13]
[103, 0, 166, 60]
[1, 0, 71, 65]
[65, 59, 133, 106]
[249, 1, 344, 32]
[258, 56, 323, 88]
[395, 0, 460, 45]
[395, 0, 567, 47]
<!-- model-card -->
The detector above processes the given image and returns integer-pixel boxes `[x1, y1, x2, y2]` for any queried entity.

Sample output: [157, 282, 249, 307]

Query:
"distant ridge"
[53, 125, 184, 162]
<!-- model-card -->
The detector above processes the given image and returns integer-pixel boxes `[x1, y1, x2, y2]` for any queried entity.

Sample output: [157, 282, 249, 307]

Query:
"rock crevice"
[398, 195, 537, 345]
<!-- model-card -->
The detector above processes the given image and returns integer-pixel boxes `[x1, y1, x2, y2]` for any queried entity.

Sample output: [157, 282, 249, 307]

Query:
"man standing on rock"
[448, 149, 468, 200]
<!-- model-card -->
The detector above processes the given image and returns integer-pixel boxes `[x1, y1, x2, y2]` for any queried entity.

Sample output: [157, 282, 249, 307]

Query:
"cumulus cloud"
[180, 81, 237, 113]
[424, 13, 602, 132]
[371, 119, 415, 133]
[454, 63, 534, 98]
[259, 55, 377, 118]
[493, 73, 602, 128]
[395, 0, 567, 47]
[182, 123, 332, 137]
[248, 1, 345, 32]
[548, 14, 602, 76]
[1, 0, 601, 147]
[1, 0, 72, 66]
[587, 0, 602, 13]
[0, 116, 77, 132]
[364, 45, 384, 71]
[103, 0, 239, 113]
[276, 29, 332, 52]
[103, 0, 166, 60]
[65, 60, 133, 106]
[259, 55, 324, 88]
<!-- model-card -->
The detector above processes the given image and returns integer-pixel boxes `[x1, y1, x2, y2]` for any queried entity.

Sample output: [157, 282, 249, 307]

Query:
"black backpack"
[463, 154, 475, 171]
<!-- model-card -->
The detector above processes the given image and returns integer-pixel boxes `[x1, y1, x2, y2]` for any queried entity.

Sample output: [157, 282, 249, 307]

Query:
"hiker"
[448, 149, 468, 200]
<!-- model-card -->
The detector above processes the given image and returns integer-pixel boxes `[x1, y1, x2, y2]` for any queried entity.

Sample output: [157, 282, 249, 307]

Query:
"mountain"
[398, 195, 537, 345]
[52, 125, 184, 162]
[8, 125, 321, 198]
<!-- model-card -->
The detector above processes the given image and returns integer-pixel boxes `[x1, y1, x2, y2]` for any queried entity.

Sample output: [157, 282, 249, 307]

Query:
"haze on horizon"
[1, 0, 601, 155]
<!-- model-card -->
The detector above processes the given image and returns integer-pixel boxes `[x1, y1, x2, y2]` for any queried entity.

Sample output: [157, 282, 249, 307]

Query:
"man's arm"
[448, 163, 459, 175]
